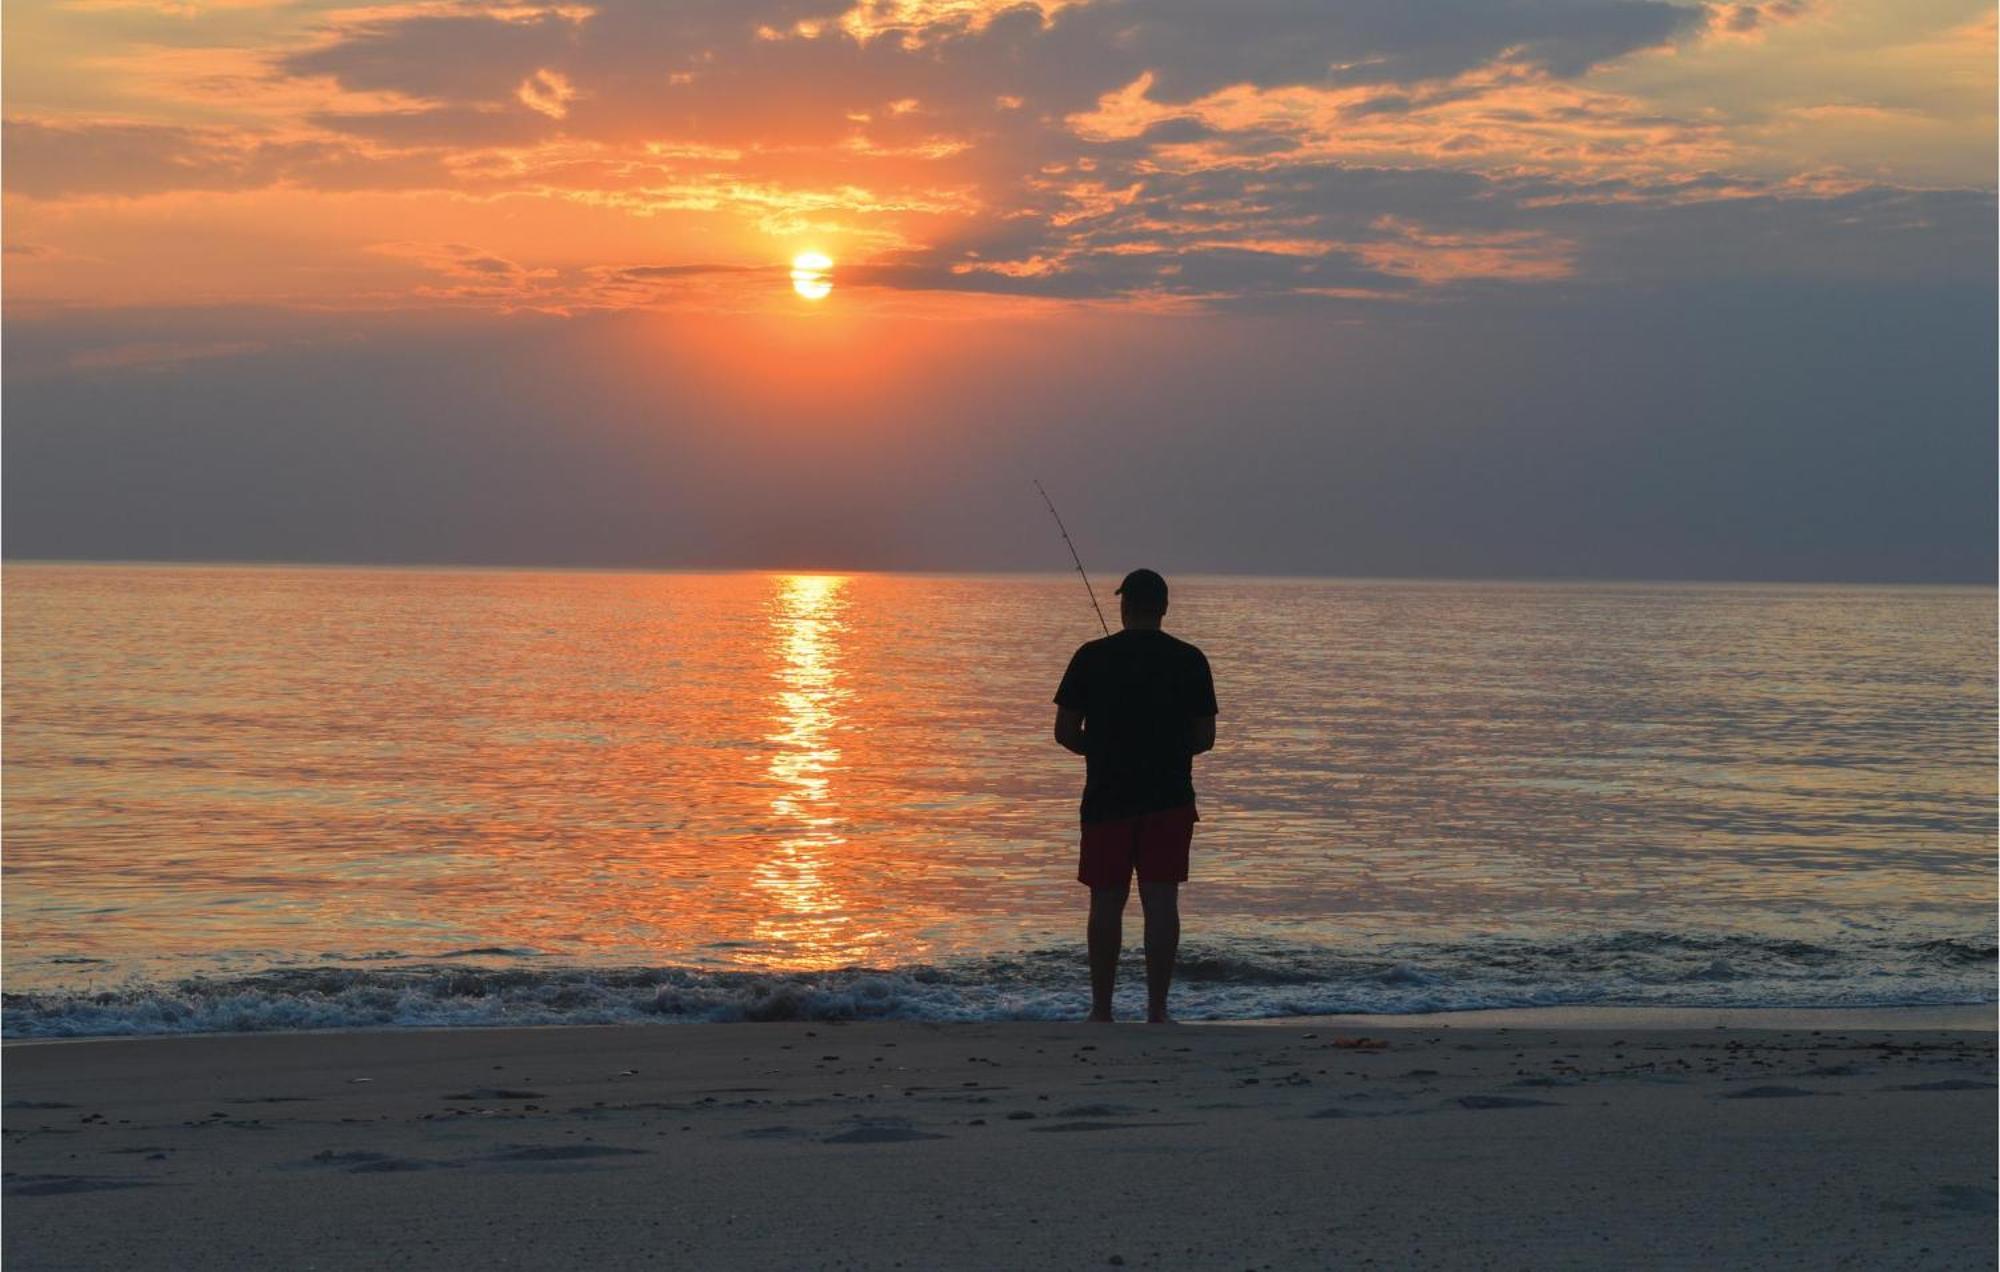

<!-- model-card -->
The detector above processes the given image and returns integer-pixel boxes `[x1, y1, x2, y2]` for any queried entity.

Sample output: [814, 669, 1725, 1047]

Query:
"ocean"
[3, 563, 1993, 1036]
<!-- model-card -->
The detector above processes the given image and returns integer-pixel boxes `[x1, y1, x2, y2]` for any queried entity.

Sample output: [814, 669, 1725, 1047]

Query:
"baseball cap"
[1114, 568, 1169, 612]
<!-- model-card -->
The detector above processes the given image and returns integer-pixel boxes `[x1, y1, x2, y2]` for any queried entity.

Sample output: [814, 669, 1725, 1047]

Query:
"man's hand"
[1189, 714, 1216, 756]
[1054, 706, 1089, 756]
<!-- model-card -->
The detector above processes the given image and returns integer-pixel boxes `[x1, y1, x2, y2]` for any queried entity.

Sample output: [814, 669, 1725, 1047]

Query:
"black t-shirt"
[1054, 629, 1218, 824]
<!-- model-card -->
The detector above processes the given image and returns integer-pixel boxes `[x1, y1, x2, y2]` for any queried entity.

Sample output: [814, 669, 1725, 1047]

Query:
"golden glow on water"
[790, 252, 833, 301]
[1, 564, 1993, 993]
[754, 574, 860, 966]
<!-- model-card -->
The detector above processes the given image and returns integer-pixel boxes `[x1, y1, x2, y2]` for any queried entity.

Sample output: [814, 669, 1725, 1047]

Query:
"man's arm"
[1054, 706, 1089, 756]
[1189, 648, 1218, 756]
[1189, 714, 1216, 756]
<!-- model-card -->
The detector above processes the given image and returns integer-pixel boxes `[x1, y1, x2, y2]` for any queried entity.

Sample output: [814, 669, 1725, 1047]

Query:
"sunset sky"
[5, 0, 1994, 579]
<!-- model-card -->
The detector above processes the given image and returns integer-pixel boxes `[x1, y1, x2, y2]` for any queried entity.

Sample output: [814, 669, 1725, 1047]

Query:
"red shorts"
[1077, 804, 1197, 888]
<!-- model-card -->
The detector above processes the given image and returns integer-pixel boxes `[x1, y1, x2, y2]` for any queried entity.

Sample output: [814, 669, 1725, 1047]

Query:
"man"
[1052, 568, 1218, 1024]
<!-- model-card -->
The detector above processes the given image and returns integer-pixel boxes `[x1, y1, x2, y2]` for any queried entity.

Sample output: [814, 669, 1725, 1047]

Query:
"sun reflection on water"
[752, 574, 861, 966]
[3, 565, 1991, 995]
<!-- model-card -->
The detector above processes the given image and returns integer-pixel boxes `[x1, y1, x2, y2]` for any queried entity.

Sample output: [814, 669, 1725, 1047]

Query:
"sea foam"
[5, 932, 1992, 1038]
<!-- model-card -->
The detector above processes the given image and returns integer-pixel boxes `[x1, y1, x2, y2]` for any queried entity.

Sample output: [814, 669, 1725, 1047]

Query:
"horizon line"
[4, 555, 1992, 591]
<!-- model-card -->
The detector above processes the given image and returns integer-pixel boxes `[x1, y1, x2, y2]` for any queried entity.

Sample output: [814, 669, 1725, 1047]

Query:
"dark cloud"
[260, 0, 1717, 173]
[284, 0, 1704, 121]
[838, 154, 1991, 304]
[280, 9, 596, 103]
[1044, 0, 1705, 98]
[1524, 179, 1997, 284]
[1712, 0, 1813, 34]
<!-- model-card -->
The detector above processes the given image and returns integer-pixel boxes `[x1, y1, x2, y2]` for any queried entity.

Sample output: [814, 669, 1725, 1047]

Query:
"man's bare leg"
[1087, 884, 1129, 1022]
[1139, 881, 1180, 1023]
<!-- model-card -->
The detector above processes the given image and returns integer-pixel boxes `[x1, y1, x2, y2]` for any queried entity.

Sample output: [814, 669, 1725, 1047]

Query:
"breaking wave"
[6, 931, 1992, 1038]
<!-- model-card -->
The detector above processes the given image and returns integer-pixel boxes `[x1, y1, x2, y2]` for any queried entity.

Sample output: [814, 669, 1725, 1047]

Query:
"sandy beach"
[5, 1012, 1993, 1270]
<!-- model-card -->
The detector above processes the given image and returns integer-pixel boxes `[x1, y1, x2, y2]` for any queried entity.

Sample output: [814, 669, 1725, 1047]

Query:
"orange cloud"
[1071, 65, 1735, 184]
[515, 68, 577, 119]
[1353, 217, 1575, 284]
[833, 0, 1079, 45]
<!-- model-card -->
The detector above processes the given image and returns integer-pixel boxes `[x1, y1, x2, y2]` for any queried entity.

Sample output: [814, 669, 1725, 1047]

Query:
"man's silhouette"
[1053, 569, 1217, 1023]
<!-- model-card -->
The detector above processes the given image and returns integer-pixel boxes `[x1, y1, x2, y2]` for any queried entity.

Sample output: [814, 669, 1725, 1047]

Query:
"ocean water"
[3, 563, 1993, 1036]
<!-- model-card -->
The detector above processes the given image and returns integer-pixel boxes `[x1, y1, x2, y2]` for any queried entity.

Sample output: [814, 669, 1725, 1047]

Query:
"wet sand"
[5, 1016, 1995, 1269]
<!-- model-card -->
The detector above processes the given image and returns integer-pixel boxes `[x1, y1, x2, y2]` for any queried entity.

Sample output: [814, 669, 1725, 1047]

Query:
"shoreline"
[6, 1002, 1993, 1047]
[1249, 1003, 1998, 1032]
[7, 1000, 1992, 1048]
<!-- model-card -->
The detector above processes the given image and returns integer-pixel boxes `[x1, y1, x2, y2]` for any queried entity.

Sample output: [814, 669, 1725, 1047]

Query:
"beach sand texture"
[5, 1021, 1994, 1270]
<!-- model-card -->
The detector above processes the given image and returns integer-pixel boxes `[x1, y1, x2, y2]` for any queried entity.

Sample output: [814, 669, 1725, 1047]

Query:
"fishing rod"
[1033, 478, 1112, 637]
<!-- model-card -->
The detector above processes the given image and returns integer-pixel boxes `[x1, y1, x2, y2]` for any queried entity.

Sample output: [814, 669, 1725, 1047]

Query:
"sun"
[790, 252, 833, 301]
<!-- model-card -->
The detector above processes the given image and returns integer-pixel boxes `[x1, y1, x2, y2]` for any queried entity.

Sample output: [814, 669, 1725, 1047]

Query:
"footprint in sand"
[485, 1144, 651, 1162]
[1454, 1095, 1558, 1110]
[731, 1126, 815, 1140]
[350, 1158, 450, 1173]
[822, 1124, 948, 1144]
[1030, 1121, 1196, 1133]
[295, 1150, 454, 1173]
[1886, 1079, 1996, 1092]
[7, 1175, 155, 1197]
